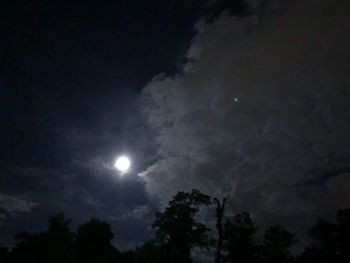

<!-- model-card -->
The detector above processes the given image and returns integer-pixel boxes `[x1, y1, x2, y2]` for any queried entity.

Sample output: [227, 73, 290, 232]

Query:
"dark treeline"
[0, 189, 349, 263]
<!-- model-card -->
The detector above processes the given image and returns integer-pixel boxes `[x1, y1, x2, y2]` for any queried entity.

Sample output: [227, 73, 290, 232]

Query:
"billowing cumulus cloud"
[140, 0, 350, 233]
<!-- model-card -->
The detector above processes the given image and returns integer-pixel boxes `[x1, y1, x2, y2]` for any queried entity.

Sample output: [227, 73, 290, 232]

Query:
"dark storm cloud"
[140, 0, 350, 234]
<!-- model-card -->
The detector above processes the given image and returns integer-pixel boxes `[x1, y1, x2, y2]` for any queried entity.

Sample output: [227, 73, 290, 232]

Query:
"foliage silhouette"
[126, 241, 165, 263]
[337, 209, 350, 262]
[223, 212, 258, 263]
[301, 208, 350, 263]
[153, 188, 212, 263]
[214, 197, 227, 263]
[75, 218, 120, 263]
[46, 212, 75, 263]
[261, 224, 295, 263]
[0, 245, 8, 263]
[1, 191, 350, 263]
[9, 212, 74, 263]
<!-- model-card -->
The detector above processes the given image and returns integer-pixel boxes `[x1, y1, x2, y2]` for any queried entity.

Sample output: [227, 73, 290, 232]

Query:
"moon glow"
[114, 156, 131, 172]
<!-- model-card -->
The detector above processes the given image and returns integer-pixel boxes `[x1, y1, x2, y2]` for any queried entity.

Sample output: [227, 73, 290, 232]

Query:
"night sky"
[1, 0, 350, 250]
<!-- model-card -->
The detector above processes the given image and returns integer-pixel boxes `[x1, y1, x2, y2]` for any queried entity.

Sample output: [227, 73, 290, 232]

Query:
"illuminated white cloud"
[140, 0, 350, 231]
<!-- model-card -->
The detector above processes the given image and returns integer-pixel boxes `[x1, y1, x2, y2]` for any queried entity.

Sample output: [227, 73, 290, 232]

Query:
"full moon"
[114, 156, 131, 172]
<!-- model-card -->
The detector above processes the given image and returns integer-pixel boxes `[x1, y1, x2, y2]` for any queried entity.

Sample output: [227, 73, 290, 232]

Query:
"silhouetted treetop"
[301, 208, 350, 263]
[1, 191, 350, 263]
[75, 218, 119, 263]
[223, 212, 258, 263]
[153, 188, 211, 263]
[261, 224, 295, 263]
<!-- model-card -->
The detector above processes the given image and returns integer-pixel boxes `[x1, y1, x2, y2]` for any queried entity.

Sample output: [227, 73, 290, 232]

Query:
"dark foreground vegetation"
[1, 189, 349, 263]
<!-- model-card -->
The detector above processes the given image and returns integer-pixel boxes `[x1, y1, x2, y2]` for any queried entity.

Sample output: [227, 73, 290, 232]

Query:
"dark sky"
[1, 0, 247, 168]
[1, 0, 201, 168]
[0, 0, 249, 248]
[1, 0, 350, 251]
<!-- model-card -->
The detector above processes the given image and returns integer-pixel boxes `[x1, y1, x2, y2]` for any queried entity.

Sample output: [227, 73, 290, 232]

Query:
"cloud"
[139, 0, 350, 233]
[0, 193, 37, 214]
[0, 162, 155, 247]
[0, 193, 38, 226]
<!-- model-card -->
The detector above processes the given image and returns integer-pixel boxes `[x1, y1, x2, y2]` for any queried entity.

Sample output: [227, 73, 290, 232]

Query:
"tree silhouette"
[261, 225, 295, 263]
[1, 193, 350, 263]
[120, 250, 135, 263]
[301, 209, 350, 263]
[45, 212, 74, 263]
[132, 241, 165, 263]
[336, 209, 350, 262]
[153, 189, 211, 263]
[0, 245, 8, 263]
[9, 213, 74, 263]
[10, 231, 44, 262]
[214, 197, 227, 263]
[10, 231, 38, 263]
[75, 218, 120, 263]
[223, 212, 258, 263]
[303, 219, 339, 263]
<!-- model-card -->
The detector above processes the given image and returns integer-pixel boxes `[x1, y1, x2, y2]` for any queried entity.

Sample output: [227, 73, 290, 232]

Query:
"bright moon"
[114, 156, 131, 172]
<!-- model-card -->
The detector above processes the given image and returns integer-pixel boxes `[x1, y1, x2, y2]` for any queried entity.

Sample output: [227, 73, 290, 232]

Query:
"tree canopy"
[153, 189, 212, 263]
[1, 190, 350, 263]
